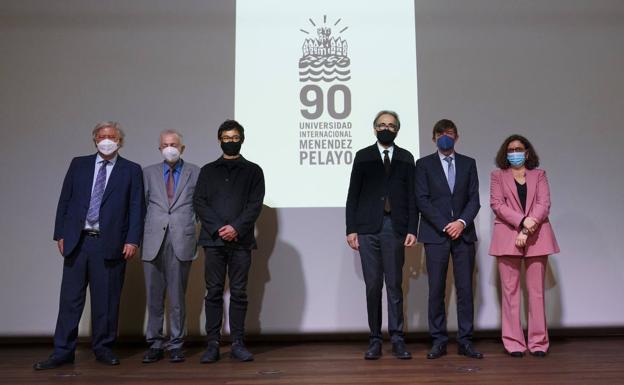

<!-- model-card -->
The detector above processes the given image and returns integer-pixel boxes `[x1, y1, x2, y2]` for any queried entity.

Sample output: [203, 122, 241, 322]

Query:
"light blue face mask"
[507, 152, 526, 167]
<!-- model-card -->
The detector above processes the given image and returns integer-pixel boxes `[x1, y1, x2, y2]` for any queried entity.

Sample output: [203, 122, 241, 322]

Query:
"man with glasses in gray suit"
[141, 129, 200, 364]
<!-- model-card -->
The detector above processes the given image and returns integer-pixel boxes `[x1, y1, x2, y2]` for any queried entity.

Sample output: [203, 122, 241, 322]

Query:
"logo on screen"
[298, 15, 353, 167]
[299, 21, 350, 82]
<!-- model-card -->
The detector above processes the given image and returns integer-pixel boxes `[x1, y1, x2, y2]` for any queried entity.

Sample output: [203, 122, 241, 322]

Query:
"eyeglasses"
[507, 147, 526, 153]
[375, 123, 398, 132]
[221, 135, 241, 143]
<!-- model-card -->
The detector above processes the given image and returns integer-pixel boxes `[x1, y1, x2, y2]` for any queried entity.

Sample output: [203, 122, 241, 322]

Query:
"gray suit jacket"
[142, 160, 200, 262]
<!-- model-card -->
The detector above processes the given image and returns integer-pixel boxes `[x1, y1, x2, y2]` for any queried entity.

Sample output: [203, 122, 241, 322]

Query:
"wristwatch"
[521, 228, 529, 235]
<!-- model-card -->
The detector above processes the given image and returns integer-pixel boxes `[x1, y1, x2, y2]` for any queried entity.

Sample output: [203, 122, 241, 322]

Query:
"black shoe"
[458, 343, 484, 359]
[142, 348, 164, 363]
[169, 348, 185, 363]
[200, 341, 220, 364]
[95, 351, 120, 366]
[508, 351, 524, 358]
[364, 340, 382, 360]
[530, 350, 547, 357]
[231, 341, 254, 362]
[426, 344, 447, 359]
[33, 355, 74, 370]
[391, 340, 412, 360]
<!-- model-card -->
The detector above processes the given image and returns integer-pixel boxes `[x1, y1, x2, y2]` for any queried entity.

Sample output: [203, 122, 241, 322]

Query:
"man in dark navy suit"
[346, 110, 418, 360]
[34, 121, 145, 370]
[415, 119, 482, 360]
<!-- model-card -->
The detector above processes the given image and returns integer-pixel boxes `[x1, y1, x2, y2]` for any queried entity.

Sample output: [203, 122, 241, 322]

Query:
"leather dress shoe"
[95, 351, 120, 366]
[231, 341, 254, 362]
[200, 341, 220, 363]
[33, 355, 74, 370]
[364, 340, 382, 360]
[169, 348, 185, 363]
[530, 350, 547, 357]
[426, 344, 447, 359]
[458, 343, 483, 359]
[508, 351, 524, 358]
[391, 340, 412, 360]
[142, 348, 164, 363]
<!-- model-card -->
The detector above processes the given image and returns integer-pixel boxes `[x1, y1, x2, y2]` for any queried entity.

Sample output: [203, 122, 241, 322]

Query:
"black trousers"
[357, 216, 406, 343]
[203, 246, 251, 342]
[53, 235, 126, 359]
[424, 238, 476, 346]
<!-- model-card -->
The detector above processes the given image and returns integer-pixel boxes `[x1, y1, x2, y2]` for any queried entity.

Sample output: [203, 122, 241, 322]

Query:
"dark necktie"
[167, 166, 175, 205]
[383, 150, 391, 213]
[86, 160, 109, 225]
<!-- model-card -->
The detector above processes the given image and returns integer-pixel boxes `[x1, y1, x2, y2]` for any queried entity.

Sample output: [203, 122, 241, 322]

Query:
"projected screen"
[235, 0, 419, 207]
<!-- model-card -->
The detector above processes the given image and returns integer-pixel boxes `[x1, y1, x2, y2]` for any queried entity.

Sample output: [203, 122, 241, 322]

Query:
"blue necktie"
[444, 156, 455, 192]
[86, 160, 109, 225]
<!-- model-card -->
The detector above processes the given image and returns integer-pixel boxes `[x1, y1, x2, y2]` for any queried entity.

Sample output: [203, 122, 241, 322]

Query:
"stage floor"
[2, 337, 623, 384]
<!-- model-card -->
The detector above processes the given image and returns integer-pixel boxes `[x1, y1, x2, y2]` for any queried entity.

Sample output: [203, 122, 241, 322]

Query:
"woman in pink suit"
[489, 135, 559, 358]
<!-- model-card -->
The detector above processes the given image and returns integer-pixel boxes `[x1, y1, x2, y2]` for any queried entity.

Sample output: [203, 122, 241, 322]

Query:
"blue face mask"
[507, 152, 526, 167]
[436, 135, 455, 151]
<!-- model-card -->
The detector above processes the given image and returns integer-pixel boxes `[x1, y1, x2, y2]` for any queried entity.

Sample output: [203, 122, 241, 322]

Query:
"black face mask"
[376, 129, 397, 146]
[221, 141, 242, 156]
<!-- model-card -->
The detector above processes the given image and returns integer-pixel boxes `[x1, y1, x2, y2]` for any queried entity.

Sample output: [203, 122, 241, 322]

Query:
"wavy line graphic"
[299, 76, 352, 82]
[299, 68, 351, 76]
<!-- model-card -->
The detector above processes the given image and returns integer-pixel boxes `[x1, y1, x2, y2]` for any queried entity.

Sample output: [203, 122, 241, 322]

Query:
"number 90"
[300, 84, 351, 120]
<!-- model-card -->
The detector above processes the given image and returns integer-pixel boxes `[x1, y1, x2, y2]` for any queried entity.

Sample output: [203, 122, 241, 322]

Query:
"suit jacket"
[141, 161, 200, 262]
[415, 151, 480, 244]
[54, 154, 145, 260]
[346, 143, 418, 236]
[489, 168, 559, 257]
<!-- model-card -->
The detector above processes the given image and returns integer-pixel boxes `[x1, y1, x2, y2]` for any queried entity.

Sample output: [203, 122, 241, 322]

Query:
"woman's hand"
[523, 216, 538, 234]
[515, 232, 528, 248]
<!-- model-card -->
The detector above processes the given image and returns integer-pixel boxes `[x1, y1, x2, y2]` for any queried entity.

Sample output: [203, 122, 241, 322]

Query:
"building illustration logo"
[299, 16, 350, 82]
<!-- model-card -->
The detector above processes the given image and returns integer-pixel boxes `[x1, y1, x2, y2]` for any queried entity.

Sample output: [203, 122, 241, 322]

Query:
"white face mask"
[97, 139, 119, 156]
[162, 146, 181, 163]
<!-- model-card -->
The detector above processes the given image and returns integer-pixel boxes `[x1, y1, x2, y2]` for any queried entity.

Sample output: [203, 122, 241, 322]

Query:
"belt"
[82, 229, 100, 237]
[384, 211, 392, 216]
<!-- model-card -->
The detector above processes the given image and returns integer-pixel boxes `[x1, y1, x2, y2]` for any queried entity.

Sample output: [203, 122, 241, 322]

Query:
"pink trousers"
[497, 255, 549, 353]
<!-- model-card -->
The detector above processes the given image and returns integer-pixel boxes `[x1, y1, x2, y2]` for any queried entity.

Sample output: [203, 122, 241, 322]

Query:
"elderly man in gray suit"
[141, 129, 200, 364]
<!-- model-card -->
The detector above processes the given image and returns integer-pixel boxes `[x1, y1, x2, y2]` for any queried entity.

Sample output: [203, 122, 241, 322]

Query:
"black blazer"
[415, 151, 480, 244]
[193, 156, 265, 249]
[53, 154, 145, 259]
[346, 143, 418, 236]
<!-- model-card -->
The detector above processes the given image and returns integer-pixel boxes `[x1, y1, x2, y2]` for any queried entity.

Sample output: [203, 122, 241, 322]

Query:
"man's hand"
[57, 239, 64, 256]
[218, 225, 238, 242]
[515, 232, 528, 248]
[444, 220, 465, 240]
[523, 216, 538, 234]
[347, 233, 359, 251]
[123, 244, 138, 260]
[404, 233, 416, 247]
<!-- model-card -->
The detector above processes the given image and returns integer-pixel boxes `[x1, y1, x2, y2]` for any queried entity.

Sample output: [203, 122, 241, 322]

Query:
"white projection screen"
[235, 0, 419, 207]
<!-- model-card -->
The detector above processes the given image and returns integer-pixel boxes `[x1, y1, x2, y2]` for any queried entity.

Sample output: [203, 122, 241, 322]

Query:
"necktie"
[383, 150, 391, 213]
[166, 166, 175, 205]
[445, 156, 455, 192]
[86, 160, 109, 225]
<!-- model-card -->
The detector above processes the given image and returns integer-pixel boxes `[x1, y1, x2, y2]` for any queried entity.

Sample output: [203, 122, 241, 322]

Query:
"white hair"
[92, 121, 125, 141]
[159, 129, 184, 144]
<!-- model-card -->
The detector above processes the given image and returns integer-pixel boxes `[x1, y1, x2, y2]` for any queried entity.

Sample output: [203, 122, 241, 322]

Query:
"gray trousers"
[143, 233, 192, 350]
[358, 216, 406, 343]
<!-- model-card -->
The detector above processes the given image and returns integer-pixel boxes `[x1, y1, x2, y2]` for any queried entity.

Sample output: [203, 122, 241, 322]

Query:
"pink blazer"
[489, 168, 560, 257]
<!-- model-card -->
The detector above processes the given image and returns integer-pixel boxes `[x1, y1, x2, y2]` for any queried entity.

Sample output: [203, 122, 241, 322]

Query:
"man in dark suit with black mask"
[346, 110, 418, 360]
